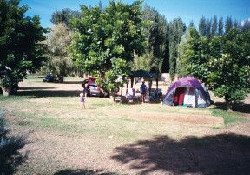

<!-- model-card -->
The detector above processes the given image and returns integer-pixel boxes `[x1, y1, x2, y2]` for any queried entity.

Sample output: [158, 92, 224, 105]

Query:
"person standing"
[140, 81, 147, 103]
[79, 93, 86, 109]
[83, 83, 89, 98]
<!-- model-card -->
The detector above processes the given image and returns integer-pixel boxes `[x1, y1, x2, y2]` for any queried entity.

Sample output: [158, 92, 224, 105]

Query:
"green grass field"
[0, 76, 249, 175]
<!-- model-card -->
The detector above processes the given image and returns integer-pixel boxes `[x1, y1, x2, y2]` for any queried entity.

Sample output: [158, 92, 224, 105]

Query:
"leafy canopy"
[0, 0, 46, 89]
[69, 0, 147, 92]
[178, 27, 250, 110]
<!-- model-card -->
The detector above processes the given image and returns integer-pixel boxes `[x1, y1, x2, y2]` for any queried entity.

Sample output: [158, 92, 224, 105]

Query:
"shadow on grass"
[111, 133, 250, 175]
[54, 169, 118, 175]
[19, 87, 56, 90]
[17, 90, 81, 98]
[60, 81, 83, 84]
[214, 102, 250, 114]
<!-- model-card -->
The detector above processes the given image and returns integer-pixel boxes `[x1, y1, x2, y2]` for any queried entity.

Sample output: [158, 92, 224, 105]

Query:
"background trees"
[0, 0, 46, 95]
[140, 5, 168, 74]
[41, 23, 77, 76]
[50, 8, 81, 27]
[168, 18, 186, 80]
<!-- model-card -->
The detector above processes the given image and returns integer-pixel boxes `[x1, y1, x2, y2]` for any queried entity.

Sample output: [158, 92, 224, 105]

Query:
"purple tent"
[162, 77, 211, 108]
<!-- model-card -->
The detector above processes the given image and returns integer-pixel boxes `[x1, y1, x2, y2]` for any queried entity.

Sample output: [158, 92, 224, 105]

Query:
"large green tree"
[178, 27, 250, 110]
[69, 0, 146, 93]
[207, 28, 250, 110]
[0, 0, 46, 95]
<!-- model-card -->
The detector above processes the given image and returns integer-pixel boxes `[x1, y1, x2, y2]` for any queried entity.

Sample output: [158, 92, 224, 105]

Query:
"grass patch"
[212, 109, 245, 127]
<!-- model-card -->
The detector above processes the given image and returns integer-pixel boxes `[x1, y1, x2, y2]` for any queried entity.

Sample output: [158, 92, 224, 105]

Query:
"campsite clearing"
[1, 76, 249, 175]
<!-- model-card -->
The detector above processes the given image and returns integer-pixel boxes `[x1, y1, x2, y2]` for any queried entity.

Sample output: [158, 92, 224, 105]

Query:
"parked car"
[43, 74, 54, 82]
[88, 84, 103, 97]
[82, 77, 109, 97]
[43, 74, 63, 83]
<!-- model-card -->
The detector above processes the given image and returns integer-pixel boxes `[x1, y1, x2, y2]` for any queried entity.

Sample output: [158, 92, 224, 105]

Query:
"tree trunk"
[109, 92, 116, 102]
[225, 97, 233, 111]
[2, 87, 10, 96]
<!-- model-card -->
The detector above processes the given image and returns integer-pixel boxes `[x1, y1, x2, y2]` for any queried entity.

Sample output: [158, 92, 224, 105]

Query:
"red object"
[88, 77, 96, 83]
[174, 87, 185, 106]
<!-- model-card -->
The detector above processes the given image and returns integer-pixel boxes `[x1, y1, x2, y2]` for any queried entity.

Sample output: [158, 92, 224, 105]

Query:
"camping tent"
[162, 77, 211, 108]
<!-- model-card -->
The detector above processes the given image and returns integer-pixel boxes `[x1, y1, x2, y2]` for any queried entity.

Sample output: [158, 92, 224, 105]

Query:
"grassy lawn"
[0, 76, 249, 175]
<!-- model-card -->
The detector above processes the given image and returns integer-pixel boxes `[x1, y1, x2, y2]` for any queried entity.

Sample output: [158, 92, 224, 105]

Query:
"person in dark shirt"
[83, 83, 89, 98]
[140, 81, 147, 103]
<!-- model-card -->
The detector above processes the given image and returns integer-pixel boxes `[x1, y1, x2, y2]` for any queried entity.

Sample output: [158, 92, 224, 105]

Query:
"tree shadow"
[17, 90, 81, 98]
[0, 109, 27, 174]
[214, 102, 250, 114]
[54, 169, 118, 175]
[19, 87, 56, 90]
[60, 81, 83, 84]
[111, 133, 250, 175]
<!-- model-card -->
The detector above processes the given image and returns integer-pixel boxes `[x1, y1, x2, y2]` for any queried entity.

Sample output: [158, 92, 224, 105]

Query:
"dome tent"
[162, 77, 211, 108]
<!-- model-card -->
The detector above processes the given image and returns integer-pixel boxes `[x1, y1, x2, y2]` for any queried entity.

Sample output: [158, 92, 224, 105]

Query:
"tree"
[225, 16, 233, 33]
[0, 0, 46, 96]
[211, 15, 218, 36]
[241, 18, 250, 32]
[177, 27, 207, 79]
[179, 27, 250, 110]
[50, 8, 81, 27]
[41, 23, 76, 76]
[141, 5, 168, 74]
[207, 28, 250, 110]
[206, 18, 212, 38]
[168, 18, 186, 80]
[69, 0, 147, 94]
[199, 16, 207, 36]
[218, 17, 224, 36]
[188, 21, 195, 28]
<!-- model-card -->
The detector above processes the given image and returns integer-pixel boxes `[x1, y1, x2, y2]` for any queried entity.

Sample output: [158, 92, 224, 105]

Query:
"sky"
[20, 0, 250, 28]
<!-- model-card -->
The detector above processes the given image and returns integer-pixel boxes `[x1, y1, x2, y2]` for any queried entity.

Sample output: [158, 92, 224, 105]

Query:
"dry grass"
[1, 76, 249, 175]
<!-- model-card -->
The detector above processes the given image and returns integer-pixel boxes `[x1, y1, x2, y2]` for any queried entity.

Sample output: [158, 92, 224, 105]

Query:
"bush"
[0, 109, 26, 175]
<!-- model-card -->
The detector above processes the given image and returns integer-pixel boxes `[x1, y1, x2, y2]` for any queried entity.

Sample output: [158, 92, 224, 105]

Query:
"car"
[88, 84, 103, 97]
[43, 74, 63, 83]
[43, 74, 55, 82]
[82, 77, 109, 97]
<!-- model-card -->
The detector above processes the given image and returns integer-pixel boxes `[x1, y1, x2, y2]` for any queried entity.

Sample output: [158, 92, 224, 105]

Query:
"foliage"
[218, 17, 224, 36]
[142, 5, 168, 73]
[207, 28, 250, 109]
[0, 109, 26, 174]
[179, 26, 250, 110]
[69, 0, 147, 92]
[225, 16, 233, 34]
[133, 52, 153, 72]
[50, 8, 81, 27]
[0, 0, 46, 92]
[199, 16, 207, 36]
[168, 18, 186, 80]
[41, 23, 77, 76]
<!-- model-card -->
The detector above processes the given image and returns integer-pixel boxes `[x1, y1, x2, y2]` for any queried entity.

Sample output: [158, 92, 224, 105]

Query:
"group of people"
[80, 81, 150, 109]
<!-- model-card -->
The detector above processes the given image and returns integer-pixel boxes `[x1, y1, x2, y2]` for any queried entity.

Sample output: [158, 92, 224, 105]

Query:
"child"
[80, 93, 86, 109]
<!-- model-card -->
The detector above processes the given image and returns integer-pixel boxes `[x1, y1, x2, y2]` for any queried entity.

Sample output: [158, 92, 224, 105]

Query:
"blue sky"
[20, 0, 250, 28]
